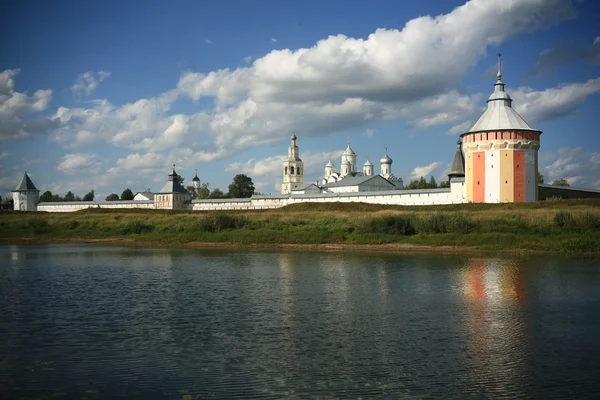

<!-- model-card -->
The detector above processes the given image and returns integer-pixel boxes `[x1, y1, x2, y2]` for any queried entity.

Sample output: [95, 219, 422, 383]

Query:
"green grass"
[1, 199, 600, 253]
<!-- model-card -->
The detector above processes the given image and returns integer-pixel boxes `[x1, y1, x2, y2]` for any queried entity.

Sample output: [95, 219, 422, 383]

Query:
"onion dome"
[363, 159, 373, 167]
[291, 133, 297, 140]
[380, 145, 392, 164]
[464, 53, 537, 134]
[192, 169, 200, 182]
[343, 141, 356, 156]
[326, 160, 335, 167]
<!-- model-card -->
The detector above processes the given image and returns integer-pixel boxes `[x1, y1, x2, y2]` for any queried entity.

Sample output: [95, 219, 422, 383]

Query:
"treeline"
[404, 176, 450, 190]
[185, 174, 256, 199]
[40, 190, 95, 202]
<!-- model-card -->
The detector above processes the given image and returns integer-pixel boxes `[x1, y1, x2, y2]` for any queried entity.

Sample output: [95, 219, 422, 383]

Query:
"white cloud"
[270, 38, 277, 43]
[56, 153, 102, 175]
[108, 152, 165, 174]
[448, 121, 472, 135]
[72, 71, 111, 96]
[513, 77, 600, 124]
[205, 39, 213, 45]
[411, 161, 442, 179]
[364, 128, 375, 137]
[541, 147, 600, 189]
[243, 56, 253, 64]
[0, 69, 54, 140]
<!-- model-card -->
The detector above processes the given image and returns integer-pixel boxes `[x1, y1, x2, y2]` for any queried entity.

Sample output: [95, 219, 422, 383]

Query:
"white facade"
[281, 135, 304, 194]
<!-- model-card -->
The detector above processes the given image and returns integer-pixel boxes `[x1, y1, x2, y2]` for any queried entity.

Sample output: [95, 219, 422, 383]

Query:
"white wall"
[13, 190, 39, 211]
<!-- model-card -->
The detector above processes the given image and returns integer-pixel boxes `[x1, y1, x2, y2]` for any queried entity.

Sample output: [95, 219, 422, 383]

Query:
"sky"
[1, 0, 599, 199]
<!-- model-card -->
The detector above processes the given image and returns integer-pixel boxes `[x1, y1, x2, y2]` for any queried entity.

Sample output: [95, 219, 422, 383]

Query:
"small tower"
[461, 54, 541, 203]
[192, 169, 200, 189]
[341, 157, 351, 177]
[155, 164, 188, 209]
[325, 160, 336, 177]
[448, 140, 465, 182]
[342, 138, 357, 173]
[363, 159, 374, 177]
[281, 134, 305, 194]
[12, 172, 39, 211]
[380, 145, 393, 178]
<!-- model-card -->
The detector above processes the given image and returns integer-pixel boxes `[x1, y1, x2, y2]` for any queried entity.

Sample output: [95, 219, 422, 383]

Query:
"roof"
[448, 140, 465, 178]
[465, 56, 539, 134]
[343, 142, 356, 156]
[134, 191, 154, 199]
[322, 174, 395, 188]
[13, 173, 38, 192]
[363, 159, 373, 166]
[325, 160, 335, 167]
[291, 183, 320, 192]
[380, 146, 392, 164]
[157, 179, 187, 194]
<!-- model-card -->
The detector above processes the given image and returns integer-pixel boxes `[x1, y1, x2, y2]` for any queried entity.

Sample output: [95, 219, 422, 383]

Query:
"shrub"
[28, 218, 51, 234]
[121, 219, 155, 234]
[366, 214, 416, 235]
[554, 211, 575, 228]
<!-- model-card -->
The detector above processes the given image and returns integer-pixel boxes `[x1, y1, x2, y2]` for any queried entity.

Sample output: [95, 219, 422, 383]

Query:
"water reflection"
[460, 257, 530, 398]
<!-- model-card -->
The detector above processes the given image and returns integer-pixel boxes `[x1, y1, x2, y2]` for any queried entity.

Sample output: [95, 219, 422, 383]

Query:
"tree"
[537, 172, 544, 184]
[197, 183, 210, 199]
[209, 188, 225, 199]
[105, 193, 120, 201]
[427, 176, 438, 189]
[64, 191, 76, 201]
[121, 188, 134, 200]
[439, 180, 450, 188]
[40, 191, 54, 202]
[418, 176, 427, 189]
[82, 190, 95, 201]
[552, 178, 570, 187]
[406, 179, 419, 190]
[174, 175, 184, 185]
[228, 174, 255, 198]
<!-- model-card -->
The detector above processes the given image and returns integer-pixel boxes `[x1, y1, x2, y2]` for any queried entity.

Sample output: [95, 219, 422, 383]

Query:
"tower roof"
[12, 173, 38, 192]
[380, 145, 392, 164]
[448, 140, 465, 178]
[192, 169, 200, 181]
[363, 159, 373, 166]
[325, 160, 335, 167]
[464, 54, 539, 134]
[343, 139, 356, 156]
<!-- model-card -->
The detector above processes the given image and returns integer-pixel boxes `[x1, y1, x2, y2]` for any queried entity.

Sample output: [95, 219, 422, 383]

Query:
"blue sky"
[1, 0, 599, 199]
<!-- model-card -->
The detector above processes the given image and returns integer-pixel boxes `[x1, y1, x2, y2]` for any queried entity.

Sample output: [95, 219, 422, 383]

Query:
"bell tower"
[281, 134, 304, 194]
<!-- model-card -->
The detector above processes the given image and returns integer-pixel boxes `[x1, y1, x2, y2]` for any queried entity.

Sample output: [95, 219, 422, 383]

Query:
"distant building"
[12, 172, 39, 211]
[281, 134, 304, 194]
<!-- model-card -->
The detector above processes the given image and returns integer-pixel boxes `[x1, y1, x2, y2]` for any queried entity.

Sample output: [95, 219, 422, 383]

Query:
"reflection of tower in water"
[460, 258, 530, 397]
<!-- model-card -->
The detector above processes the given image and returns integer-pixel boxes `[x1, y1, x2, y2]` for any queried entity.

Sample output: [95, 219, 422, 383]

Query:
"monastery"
[9, 56, 599, 212]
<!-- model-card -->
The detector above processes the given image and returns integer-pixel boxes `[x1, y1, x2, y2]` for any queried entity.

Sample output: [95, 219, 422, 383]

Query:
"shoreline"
[1, 237, 593, 256]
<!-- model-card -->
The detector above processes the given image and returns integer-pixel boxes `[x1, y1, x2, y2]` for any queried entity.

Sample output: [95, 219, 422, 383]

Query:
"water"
[1, 245, 600, 399]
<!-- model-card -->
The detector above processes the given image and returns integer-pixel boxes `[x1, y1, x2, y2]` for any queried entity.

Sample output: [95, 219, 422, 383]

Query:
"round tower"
[363, 159, 374, 177]
[380, 145, 393, 178]
[281, 134, 305, 194]
[461, 54, 541, 203]
[340, 158, 351, 177]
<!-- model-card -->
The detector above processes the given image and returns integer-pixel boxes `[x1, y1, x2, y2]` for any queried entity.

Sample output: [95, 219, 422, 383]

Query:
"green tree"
[406, 179, 419, 190]
[40, 191, 54, 202]
[209, 188, 225, 199]
[105, 193, 120, 201]
[427, 176, 437, 189]
[552, 178, 570, 187]
[82, 190, 95, 201]
[418, 176, 427, 189]
[64, 191, 76, 201]
[537, 172, 544, 184]
[439, 180, 450, 188]
[121, 188, 134, 200]
[228, 174, 255, 198]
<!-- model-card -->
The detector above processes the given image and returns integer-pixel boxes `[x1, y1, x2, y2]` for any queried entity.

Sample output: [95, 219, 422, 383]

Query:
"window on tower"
[291, 166, 295, 175]
[285, 167, 288, 175]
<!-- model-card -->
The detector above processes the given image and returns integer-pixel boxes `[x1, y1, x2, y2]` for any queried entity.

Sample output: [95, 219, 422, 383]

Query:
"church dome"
[326, 160, 335, 167]
[343, 142, 356, 156]
[364, 159, 373, 166]
[380, 146, 392, 164]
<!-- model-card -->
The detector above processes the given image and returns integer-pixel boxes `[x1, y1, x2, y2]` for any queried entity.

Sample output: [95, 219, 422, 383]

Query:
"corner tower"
[12, 172, 39, 211]
[461, 54, 541, 203]
[281, 134, 304, 194]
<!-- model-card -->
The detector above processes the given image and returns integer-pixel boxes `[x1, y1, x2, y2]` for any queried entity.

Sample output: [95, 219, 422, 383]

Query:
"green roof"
[12, 173, 38, 192]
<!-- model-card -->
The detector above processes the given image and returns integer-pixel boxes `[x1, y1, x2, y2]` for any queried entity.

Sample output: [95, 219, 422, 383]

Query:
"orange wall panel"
[473, 152, 485, 203]
[513, 151, 526, 202]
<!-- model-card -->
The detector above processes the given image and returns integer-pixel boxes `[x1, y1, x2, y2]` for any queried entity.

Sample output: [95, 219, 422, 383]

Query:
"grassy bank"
[1, 199, 600, 253]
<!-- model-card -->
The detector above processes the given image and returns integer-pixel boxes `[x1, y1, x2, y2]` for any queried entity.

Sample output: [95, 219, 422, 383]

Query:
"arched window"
[285, 167, 288, 175]
[298, 167, 302, 175]
[290, 166, 295, 175]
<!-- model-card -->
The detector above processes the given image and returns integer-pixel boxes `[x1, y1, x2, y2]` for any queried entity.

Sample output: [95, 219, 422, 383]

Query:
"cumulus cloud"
[449, 121, 472, 135]
[56, 153, 102, 174]
[72, 71, 111, 96]
[541, 147, 600, 189]
[205, 39, 213, 45]
[529, 37, 600, 76]
[270, 38, 277, 43]
[243, 56, 253, 64]
[411, 161, 442, 179]
[0, 69, 55, 140]
[364, 129, 375, 137]
[513, 77, 600, 124]
[108, 152, 165, 174]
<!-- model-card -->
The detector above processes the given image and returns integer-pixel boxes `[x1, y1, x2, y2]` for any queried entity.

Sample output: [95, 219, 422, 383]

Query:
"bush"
[121, 219, 155, 234]
[188, 214, 248, 232]
[554, 211, 575, 228]
[365, 214, 416, 235]
[414, 213, 474, 234]
[28, 218, 51, 234]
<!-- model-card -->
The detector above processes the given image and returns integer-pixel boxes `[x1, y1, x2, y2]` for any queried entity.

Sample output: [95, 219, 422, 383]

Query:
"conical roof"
[343, 141, 356, 156]
[465, 54, 539, 134]
[13, 173, 38, 192]
[325, 160, 335, 167]
[363, 159, 373, 166]
[192, 169, 200, 181]
[448, 140, 465, 178]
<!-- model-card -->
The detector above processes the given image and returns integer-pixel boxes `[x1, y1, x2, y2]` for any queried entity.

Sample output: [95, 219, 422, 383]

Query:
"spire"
[448, 140, 465, 179]
[168, 164, 179, 181]
[496, 52, 503, 82]
[192, 168, 200, 181]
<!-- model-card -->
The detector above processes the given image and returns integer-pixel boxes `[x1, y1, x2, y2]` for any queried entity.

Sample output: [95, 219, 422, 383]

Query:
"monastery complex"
[10, 56, 599, 212]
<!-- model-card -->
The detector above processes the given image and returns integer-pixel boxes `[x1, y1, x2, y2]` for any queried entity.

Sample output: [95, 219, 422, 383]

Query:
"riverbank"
[1, 199, 600, 254]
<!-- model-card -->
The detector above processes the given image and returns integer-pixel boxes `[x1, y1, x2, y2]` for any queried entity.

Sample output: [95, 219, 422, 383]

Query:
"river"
[1, 244, 600, 399]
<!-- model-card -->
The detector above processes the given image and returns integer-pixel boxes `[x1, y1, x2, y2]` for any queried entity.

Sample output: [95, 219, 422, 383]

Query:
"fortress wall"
[37, 201, 155, 212]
